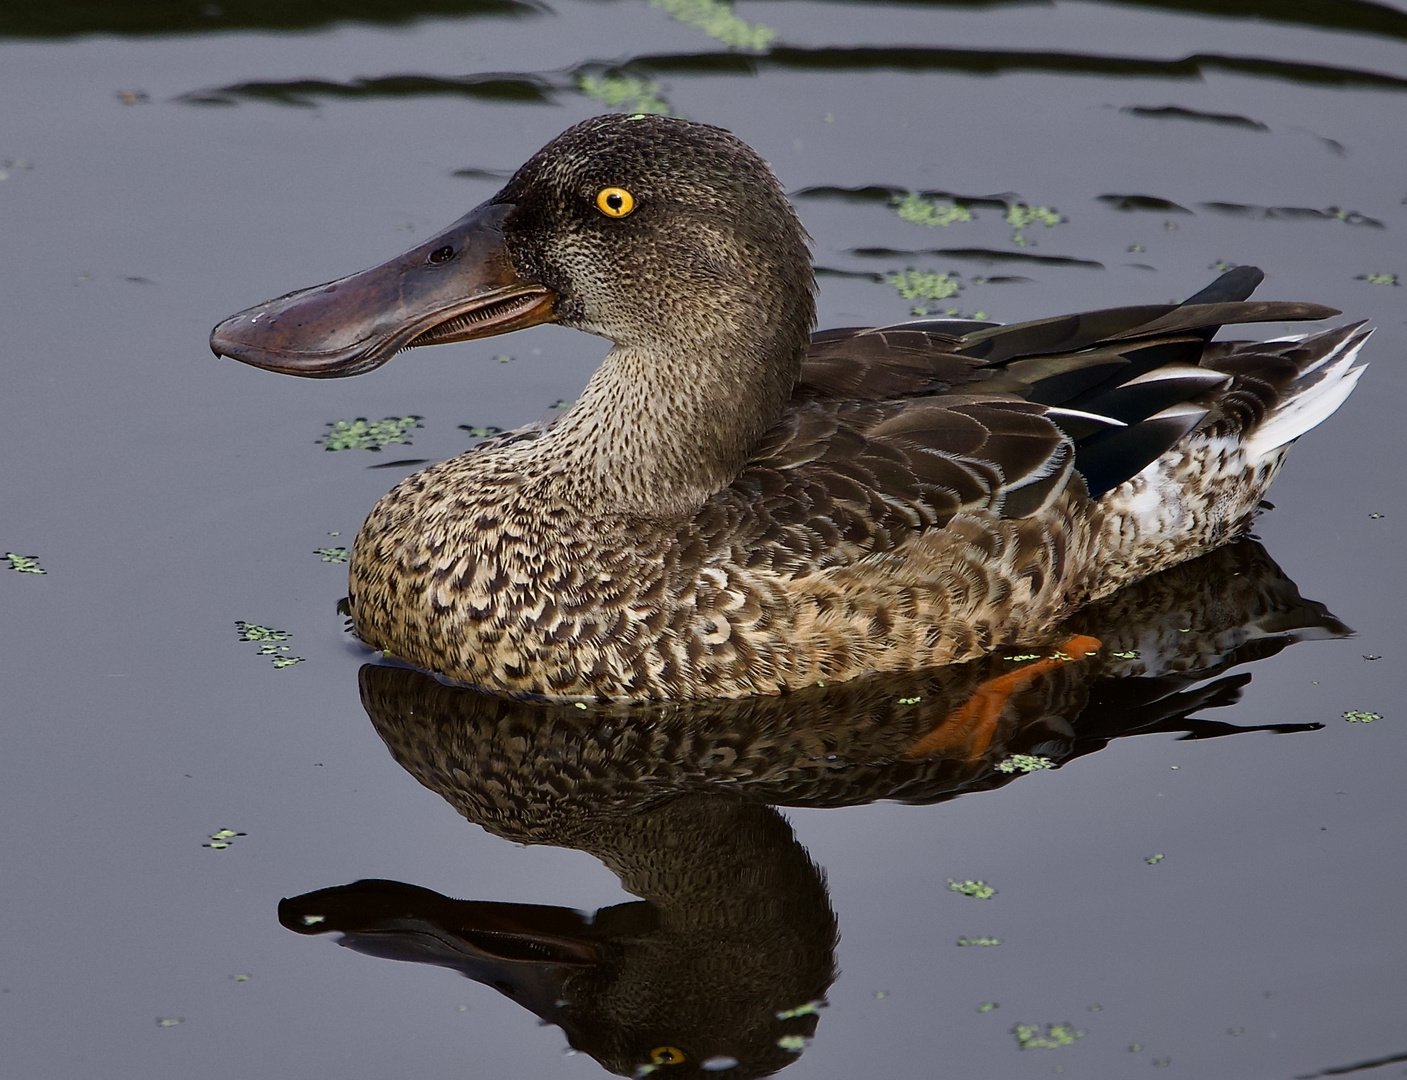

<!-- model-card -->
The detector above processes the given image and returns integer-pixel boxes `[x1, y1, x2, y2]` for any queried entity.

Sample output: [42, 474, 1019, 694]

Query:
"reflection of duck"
[212, 114, 1366, 702]
[281, 542, 1342, 1079]
[283, 797, 836, 1080]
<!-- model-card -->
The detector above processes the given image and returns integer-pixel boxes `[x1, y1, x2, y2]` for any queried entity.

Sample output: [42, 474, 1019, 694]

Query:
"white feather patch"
[1245, 335, 1369, 460]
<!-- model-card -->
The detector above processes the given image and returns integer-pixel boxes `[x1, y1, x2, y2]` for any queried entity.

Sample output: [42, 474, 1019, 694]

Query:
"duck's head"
[210, 115, 816, 379]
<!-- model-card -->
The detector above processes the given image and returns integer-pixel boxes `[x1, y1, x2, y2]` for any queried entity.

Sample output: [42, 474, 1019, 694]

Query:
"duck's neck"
[539, 313, 811, 518]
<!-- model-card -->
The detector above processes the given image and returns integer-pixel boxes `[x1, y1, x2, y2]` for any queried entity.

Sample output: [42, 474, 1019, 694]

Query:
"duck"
[210, 113, 1367, 703]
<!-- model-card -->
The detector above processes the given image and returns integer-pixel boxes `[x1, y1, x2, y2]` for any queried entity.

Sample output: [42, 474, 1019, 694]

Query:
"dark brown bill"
[209, 201, 556, 378]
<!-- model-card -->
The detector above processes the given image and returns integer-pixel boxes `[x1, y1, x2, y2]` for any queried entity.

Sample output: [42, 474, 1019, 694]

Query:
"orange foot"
[903, 634, 1103, 763]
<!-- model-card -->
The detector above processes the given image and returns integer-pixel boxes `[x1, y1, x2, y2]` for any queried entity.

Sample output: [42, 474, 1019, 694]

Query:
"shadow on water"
[280, 540, 1344, 1079]
[0, 0, 545, 38]
[8, 0, 1407, 44]
[176, 47, 1407, 109]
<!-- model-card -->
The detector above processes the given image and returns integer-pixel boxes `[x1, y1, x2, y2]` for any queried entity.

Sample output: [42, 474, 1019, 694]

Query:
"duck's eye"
[428, 245, 455, 264]
[595, 187, 636, 219]
[648, 1047, 685, 1066]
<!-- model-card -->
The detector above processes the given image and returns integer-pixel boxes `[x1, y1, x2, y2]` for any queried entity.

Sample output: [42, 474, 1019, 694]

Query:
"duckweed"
[319, 416, 422, 451]
[236, 622, 306, 668]
[1343, 710, 1381, 723]
[1005, 204, 1062, 246]
[888, 269, 960, 302]
[776, 1034, 808, 1053]
[1014, 1023, 1084, 1050]
[578, 74, 670, 115]
[978, 1002, 999, 1012]
[895, 192, 972, 227]
[5, 552, 45, 574]
[236, 622, 288, 642]
[948, 879, 997, 899]
[1145, 853, 1165, 865]
[1357, 273, 1399, 286]
[996, 754, 1054, 773]
[651, 0, 776, 51]
[203, 828, 246, 850]
[775, 1001, 824, 1020]
[314, 547, 349, 564]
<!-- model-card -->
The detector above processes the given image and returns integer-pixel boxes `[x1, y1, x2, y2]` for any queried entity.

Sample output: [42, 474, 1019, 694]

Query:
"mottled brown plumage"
[212, 115, 1367, 702]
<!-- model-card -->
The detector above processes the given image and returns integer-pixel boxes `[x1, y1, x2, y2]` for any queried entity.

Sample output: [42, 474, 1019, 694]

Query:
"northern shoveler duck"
[211, 114, 1367, 702]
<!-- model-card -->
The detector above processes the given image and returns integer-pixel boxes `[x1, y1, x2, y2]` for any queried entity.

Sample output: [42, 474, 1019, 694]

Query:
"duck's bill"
[209, 202, 555, 378]
[278, 880, 598, 1019]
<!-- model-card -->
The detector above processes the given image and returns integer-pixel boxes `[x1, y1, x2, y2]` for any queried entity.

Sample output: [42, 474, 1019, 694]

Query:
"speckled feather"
[347, 115, 1365, 702]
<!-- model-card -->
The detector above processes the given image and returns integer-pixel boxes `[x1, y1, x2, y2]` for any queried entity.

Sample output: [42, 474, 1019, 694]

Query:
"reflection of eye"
[649, 1046, 685, 1066]
[428, 246, 455, 264]
[595, 187, 636, 218]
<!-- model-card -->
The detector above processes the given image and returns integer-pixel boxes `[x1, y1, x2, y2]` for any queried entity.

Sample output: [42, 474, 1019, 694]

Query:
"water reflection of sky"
[1, 2, 1404, 1078]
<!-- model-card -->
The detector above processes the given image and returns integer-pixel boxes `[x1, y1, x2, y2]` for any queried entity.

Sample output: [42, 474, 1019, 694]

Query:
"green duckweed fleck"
[1014, 1022, 1084, 1050]
[651, 0, 777, 51]
[1005, 203, 1062, 246]
[314, 547, 349, 564]
[1145, 853, 1165, 865]
[203, 828, 247, 850]
[236, 622, 306, 668]
[948, 879, 997, 899]
[775, 1001, 824, 1020]
[1343, 710, 1381, 723]
[578, 74, 671, 115]
[888, 269, 961, 303]
[319, 416, 421, 451]
[4, 552, 45, 574]
[895, 192, 973, 227]
[236, 622, 289, 642]
[997, 754, 1054, 774]
[460, 424, 504, 439]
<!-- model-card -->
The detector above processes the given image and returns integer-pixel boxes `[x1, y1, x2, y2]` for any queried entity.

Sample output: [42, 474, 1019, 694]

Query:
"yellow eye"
[595, 187, 636, 218]
[649, 1046, 685, 1066]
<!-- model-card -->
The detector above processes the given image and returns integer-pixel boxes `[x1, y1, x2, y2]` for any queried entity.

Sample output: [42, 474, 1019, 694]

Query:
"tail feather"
[1243, 324, 1370, 460]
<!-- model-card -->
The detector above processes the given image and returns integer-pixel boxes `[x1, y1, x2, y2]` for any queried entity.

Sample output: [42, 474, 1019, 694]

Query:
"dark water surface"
[3, 2, 1405, 1077]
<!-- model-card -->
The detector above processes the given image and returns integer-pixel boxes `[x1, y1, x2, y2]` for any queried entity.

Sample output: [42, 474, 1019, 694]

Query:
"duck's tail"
[1087, 319, 1368, 599]
[1238, 322, 1370, 462]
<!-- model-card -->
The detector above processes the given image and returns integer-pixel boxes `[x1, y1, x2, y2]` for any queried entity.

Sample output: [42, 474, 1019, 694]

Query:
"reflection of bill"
[282, 540, 1342, 1079]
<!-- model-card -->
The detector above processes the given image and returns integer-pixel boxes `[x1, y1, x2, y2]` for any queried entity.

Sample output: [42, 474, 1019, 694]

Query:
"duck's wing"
[713, 269, 1342, 575]
[705, 394, 1094, 575]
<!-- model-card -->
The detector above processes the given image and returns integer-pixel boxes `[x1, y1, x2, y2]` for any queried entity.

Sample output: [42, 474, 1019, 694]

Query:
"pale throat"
[528, 326, 802, 519]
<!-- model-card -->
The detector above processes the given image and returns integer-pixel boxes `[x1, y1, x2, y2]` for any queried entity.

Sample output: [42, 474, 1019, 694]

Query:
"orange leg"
[903, 634, 1102, 763]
